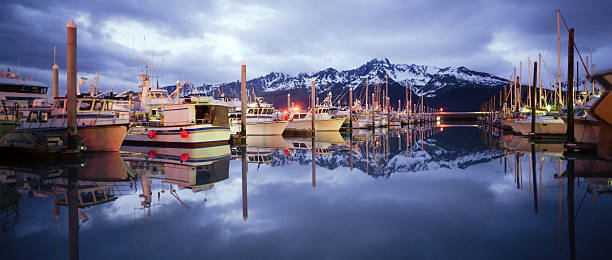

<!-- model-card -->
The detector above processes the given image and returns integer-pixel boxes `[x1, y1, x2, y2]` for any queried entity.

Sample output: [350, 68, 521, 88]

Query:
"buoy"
[148, 150, 156, 159]
[283, 114, 289, 121]
[180, 153, 189, 162]
[283, 149, 290, 156]
[148, 131, 156, 139]
[180, 129, 189, 138]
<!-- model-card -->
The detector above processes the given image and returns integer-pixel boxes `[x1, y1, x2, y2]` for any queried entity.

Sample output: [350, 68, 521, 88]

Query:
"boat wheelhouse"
[220, 96, 288, 135]
[124, 96, 230, 147]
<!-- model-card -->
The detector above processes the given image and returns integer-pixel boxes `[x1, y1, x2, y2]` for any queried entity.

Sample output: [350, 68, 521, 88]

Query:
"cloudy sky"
[1, 0, 610, 93]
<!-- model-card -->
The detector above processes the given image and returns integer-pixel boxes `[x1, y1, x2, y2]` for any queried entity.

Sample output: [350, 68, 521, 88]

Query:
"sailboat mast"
[519, 61, 522, 109]
[385, 71, 389, 112]
[557, 9, 562, 107]
[409, 84, 412, 115]
[539, 53, 542, 108]
[528, 57, 531, 108]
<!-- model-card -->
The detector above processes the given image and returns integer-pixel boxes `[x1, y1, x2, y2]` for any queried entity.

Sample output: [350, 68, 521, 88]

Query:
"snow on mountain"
[198, 58, 508, 97]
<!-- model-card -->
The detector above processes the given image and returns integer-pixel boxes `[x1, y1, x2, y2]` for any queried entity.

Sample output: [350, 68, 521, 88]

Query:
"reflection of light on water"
[441, 127, 444, 132]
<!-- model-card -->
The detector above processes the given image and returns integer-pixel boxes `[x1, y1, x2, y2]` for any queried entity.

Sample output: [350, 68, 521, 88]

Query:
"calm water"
[1, 126, 611, 259]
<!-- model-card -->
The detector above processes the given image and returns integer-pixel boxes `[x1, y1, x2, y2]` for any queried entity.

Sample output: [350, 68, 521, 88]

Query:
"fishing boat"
[124, 96, 230, 147]
[222, 96, 288, 135]
[0, 68, 49, 137]
[511, 113, 566, 136]
[559, 94, 600, 144]
[0, 97, 129, 152]
[287, 93, 346, 132]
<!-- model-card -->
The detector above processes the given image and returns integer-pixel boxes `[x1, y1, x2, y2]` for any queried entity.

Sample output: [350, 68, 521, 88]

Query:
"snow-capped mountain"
[174, 58, 510, 111]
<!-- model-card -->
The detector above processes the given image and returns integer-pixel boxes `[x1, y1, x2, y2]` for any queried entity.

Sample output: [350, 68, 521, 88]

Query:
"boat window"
[39, 111, 48, 122]
[93, 101, 103, 110]
[212, 105, 229, 126]
[104, 101, 113, 110]
[248, 109, 254, 114]
[195, 105, 229, 126]
[79, 100, 93, 111]
[26, 111, 38, 122]
[55, 101, 65, 110]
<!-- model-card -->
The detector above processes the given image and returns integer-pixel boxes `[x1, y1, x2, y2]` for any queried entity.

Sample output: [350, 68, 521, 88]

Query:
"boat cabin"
[161, 103, 229, 127]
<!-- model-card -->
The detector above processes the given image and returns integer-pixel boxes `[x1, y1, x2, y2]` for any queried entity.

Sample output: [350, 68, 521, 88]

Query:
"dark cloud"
[0, 0, 609, 94]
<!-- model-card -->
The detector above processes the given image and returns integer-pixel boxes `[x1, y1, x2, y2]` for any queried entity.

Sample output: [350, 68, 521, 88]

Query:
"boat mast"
[528, 57, 531, 109]
[556, 9, 563, 107]
[519, 61, 522, 110]
[539, 53, 542, 109]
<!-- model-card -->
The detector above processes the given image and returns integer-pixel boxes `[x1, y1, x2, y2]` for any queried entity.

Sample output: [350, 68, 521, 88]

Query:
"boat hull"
[123, 125, 230, 147]
[0, 120, 18, 138]
[1, 125, 127, 152]
[245, 121, 289, 135]
[286, 118, 345, 132]
[514, 117, 566, 136]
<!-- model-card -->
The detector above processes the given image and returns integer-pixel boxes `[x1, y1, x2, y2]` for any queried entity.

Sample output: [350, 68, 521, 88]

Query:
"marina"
[0, 2, 611, 259]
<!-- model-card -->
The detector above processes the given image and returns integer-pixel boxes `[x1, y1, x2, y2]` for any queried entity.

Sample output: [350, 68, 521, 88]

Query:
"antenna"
[53, 45, 56, 64]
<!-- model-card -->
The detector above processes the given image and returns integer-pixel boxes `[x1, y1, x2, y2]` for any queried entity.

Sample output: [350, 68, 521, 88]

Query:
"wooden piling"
[311, 79, 315, 133]
[52, 46, 58, 104]
[566, 28, 575, 143]
[241, 62, 247, 137]
[531, 62, 537, 137]
[66, 19, 78, 150]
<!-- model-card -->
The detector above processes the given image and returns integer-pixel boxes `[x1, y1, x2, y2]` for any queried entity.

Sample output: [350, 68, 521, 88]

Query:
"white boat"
[512, 115, 566, 136]
[0, 68, 48, 137]
[223, 96, 288, 135]
[0, 68, 48, 103]
[1, 97, 129, 152]
[124, 96, 230, 147]
[287, 93, 346, 132]
[287, 109, 346, 132]
[560, 97, 600, 144]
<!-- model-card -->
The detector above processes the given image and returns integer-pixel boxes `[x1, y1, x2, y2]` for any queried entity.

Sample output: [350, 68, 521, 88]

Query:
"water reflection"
[0, 125, 611, 259]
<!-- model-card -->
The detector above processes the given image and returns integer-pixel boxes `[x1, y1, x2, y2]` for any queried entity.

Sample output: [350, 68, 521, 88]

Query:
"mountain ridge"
[170, 58, 511, 111]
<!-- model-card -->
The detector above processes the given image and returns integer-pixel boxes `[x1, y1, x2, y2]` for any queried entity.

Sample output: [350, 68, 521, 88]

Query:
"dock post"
[566, 28, 575, 144]
[531, 62, 537, 137]
[66, 19, 78, 150]
[241, 62, 247, 137]
[311, 79, 315, 134]
[52, 46, 58, 104]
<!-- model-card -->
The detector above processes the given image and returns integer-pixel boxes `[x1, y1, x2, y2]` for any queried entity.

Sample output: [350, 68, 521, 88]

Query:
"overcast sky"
[1, 0, 610, 93]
